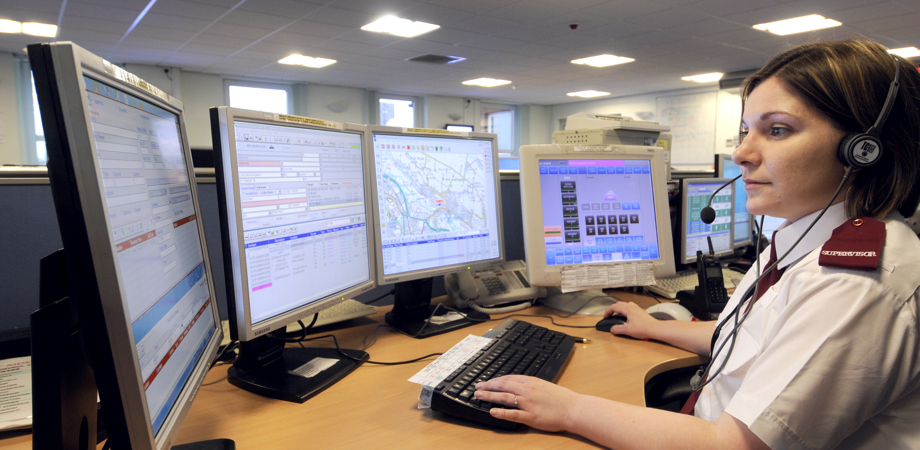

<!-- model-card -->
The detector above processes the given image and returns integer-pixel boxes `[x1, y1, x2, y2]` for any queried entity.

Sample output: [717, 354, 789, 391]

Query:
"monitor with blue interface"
[680, 177, 735, 264]
[518, 144, 676, 288]
[211, 107, 375, 402]
[29, 42, 225, 449]
[715, 153, 752, 248]
[368, 126, 504, 338]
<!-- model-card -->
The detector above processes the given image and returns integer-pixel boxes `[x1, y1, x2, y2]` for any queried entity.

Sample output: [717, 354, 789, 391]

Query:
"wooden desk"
[1, 292, 702, 449]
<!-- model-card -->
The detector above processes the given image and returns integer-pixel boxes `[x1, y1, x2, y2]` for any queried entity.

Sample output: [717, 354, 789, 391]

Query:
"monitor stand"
[228, 330, 367, 403]
[384, 278, 489, 339]
[537, 287, 613, 316]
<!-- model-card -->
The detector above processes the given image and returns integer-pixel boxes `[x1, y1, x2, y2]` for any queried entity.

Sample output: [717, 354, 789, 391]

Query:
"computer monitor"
[715, 153, 752, 248]
[367, 126, 504, 338]
[680, 177, 735, 264]
[518, 144, 676, 294]
[210, 107, 375, 402]
[29, 42, 225, 449]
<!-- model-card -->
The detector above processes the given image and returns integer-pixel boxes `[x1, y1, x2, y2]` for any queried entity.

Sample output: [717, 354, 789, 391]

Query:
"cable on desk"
[366, 289, 395, 305]
[294, 333, 444, 365]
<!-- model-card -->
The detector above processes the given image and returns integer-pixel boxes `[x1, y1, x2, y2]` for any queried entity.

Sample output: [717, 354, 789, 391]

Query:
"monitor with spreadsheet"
[680, 177, 735, 264]
[368, 126, 504, 338]
[715, 153, 752, 248]
[210, 107, 375, 401]
[29, 42, 224, 449]
[518, 144, 676, 289]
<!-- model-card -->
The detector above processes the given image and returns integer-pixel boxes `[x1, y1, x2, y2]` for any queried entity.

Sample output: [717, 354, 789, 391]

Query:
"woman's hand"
[473, 375, 583, 432]
[601, 301, 660, 340]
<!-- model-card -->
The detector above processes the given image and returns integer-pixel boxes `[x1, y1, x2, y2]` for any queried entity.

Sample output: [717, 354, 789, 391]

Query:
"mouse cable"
[694, 167, 852, 391]
[292, 333, 443, 366]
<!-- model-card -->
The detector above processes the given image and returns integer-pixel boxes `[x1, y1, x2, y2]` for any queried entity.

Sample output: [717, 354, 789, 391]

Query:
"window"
[226, 82, 291, 114]
[14, 58, 45, 165]
[378, 95, 418, 128]
[481, 104, 517, 156]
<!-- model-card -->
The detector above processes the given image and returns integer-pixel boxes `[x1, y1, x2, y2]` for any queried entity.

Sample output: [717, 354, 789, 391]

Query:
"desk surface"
[1, 292, 702, 449]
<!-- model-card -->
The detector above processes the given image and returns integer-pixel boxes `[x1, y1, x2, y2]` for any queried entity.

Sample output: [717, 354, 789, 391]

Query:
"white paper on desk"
[409, 335, 492, 387]
[0, 356, 32, 431]
[560, 261, 656, 293]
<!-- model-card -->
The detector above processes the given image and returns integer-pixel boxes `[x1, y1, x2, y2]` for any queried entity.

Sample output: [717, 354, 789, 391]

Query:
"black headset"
[836, 58, 901, 168]
[692, 57, 903, 392]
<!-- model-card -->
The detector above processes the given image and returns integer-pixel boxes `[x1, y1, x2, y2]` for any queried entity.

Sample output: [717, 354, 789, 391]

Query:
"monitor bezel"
[211, 106, 377, 342]
[679, 177, 736, 264]
[518, 144, 677, 287]
[366, 126, 506, 285]
[29, 41, 223, 450]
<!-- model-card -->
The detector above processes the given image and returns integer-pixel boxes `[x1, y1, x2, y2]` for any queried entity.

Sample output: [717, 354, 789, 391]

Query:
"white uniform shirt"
[695, 203, 920, 449]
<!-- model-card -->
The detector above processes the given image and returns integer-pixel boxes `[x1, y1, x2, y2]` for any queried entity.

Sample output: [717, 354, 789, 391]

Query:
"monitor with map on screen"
[679, 177, 735, 264]
[518, 144, 676, 312]
[210, 107, 376, 402]
[368, 126, 504, 338]
[29, 42, 228, 449]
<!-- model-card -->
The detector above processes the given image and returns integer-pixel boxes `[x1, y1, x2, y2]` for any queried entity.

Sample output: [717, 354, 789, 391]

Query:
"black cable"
[296, 333, 444, 365]
[365, 289, 395, 305]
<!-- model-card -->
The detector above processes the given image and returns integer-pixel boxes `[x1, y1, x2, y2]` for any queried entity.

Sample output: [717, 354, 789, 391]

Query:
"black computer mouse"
[595, 314, 627, 331]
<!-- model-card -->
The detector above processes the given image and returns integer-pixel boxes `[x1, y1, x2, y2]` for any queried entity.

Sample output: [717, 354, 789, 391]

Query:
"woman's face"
[732, 77, 849, 223]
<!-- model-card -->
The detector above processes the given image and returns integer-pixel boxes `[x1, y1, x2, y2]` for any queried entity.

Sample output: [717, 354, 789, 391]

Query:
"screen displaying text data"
[684, 180, 733, 260]
[84, 75, 215, 435]
[722, 160, 750, 245]
[373, 133, 501, 278]
[231, 121, 370, 324]
[538, 159, 661, 266]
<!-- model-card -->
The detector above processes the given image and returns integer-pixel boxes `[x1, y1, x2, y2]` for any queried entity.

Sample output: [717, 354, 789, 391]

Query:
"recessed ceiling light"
[681, 72, 724, 83]
[571, 54, 634, 68]
[22, 22, 57, 37]
[0, 19, 22, 34]
[753, 14, 841, 35]
[462, 78, 512, 87]
[361, 16, 440, 38]
[889, 47, 920, 58]
[278, 54, 337, 68]
[567, 90, 611, 98]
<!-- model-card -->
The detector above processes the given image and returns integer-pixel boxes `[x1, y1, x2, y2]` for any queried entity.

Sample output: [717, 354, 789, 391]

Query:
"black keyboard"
[430, 319, 576, 429]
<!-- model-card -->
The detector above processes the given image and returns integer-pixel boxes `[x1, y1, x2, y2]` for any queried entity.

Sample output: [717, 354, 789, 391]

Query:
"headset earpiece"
[837, 132, 883, 168]
[837, 58, 901, 169]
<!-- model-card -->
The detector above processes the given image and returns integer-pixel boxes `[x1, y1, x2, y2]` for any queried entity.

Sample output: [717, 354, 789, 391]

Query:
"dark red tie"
[679, 232, 784, 415]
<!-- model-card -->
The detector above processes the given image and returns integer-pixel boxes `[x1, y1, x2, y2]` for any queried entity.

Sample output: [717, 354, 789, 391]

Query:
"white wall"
[0, 52, 23, 164]
[520, 104, 552, 146]
[303, 84, 366, 125]
[181, 71, 225, 149]
[426, 95, 476, 129]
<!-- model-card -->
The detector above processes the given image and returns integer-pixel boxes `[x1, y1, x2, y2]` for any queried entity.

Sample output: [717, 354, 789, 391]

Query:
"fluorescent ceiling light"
[462, 78, 511, 87]
[889, 47, 920, 58]
[571, 54, 634, 67]
[0, 19, 22, 34]
[681, 72, 724, 83]
[279, 54, 336, 68]
[567, 90, 611, 98]
[361, 15, 440, 38]
[22, 22, 57, 38]
[753, 14, 841, 35]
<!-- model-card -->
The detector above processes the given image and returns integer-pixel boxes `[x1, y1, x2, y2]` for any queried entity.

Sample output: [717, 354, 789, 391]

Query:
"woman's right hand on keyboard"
[601, 302, 658, 340]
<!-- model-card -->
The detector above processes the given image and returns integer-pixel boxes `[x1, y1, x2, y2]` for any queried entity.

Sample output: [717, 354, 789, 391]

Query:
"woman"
[474, 39, 920, 449]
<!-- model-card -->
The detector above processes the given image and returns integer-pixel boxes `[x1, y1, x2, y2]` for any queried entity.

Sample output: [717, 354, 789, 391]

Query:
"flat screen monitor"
[211, 107, 375, 402]
[715, 154, 752, 248]
[29, 42, 224, 449]
[368, 126, 504, 338]
[519, 144, 676, 290]
[680, 177, 735, 264]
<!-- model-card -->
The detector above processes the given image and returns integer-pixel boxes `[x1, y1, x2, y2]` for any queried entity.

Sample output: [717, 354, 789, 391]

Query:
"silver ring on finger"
[513, 395, 519, 406]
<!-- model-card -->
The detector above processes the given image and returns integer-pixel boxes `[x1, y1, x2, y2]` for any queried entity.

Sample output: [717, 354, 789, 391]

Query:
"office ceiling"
[3, 0, 918, 105]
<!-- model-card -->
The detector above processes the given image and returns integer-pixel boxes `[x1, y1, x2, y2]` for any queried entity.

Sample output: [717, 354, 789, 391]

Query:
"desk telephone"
[444, 260, 546, 314]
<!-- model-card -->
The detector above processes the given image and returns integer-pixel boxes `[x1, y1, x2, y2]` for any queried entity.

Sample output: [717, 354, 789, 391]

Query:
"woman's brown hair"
[741, 39, 920, 219]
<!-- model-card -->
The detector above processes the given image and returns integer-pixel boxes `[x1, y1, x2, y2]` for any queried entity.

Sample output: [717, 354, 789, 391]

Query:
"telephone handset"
[678, 249, 729, 320]
[444, 260, 546, 314]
